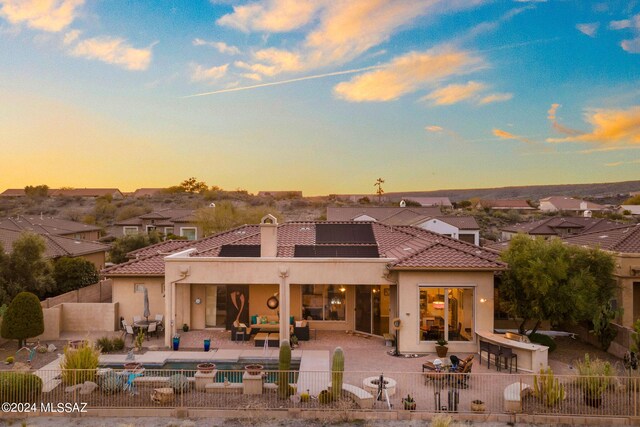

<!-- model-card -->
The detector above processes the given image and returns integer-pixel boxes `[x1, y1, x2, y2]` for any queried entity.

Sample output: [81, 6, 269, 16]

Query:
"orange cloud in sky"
[493, 128, 534, 144]
[479, 92, 513, 104]
[190, 63, 229, 83]
[333, 48, 483, 102]
[217, 0, 319, 33]
[0, 0, 83, 32]
[70, 37, 154, 71]
[547, 103, 584, 136]
[547, 106, 640, 145]
[424, 81, 486, 105]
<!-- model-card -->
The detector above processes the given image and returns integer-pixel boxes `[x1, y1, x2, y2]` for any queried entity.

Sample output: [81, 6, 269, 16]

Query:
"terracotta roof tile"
[563, 224, 640, 253]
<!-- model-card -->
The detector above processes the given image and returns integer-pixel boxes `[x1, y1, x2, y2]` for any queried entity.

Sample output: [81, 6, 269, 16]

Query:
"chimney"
[260, 214, 278, 257]
[579, 201, 587, 210]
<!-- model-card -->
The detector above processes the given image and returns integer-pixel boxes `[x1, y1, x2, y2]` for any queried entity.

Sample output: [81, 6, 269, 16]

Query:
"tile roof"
[539, 196, 606, 211]
[502, 217, 623, 236]
[563, 224, 640, 253]
[103, 221, 506, 276]
[326, 206, 441, 222]
[479, 199, 535, 209]
[405, 197, 453, 207]
[0, 228, 109, 258]
[427, 216, 479, 230]
[0, 216, 101, 235]
[619, 205, 640, 215]
[132, 188, 164, 198]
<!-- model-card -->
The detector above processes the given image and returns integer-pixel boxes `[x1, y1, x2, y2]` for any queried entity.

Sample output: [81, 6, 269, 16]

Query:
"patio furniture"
[479, 340, 490, 364]
[133, 316, 142, 323]
[124, 324, 135, 343]
[147, 322, 158, 338]
[254, 332, 279, 347]
[154, 314, 164, 332]
[231, 321, 251, 342]
[488, 343, 501, 369]
[498, 346, 518, 373]
[294, 320, 310, 341]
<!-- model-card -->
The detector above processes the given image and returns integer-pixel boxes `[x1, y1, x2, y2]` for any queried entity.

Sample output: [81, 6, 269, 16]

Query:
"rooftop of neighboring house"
[103, 221, 506, 277]
[405, 197, 453, 207]
[326, 206, 441, 222]
[426, 216, 480, 230]
[619, 205, 640, 215]
[0, 216, 101, 237]
[563, 224, 640, 254]
[477, 199, 535, 210]
[0, 228, 110, 258]
[501, 216, 623, 236]
[539, 196, 606, 211]
[0, 188, 123, 198]
[115, 209, 197, 226]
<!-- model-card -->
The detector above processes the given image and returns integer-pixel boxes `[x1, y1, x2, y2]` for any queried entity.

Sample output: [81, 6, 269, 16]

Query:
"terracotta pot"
[435, 345, 448, 358]
[471, 400, 486, 412]
[245, 364, 264, 375]
[197, 363, 216, 373]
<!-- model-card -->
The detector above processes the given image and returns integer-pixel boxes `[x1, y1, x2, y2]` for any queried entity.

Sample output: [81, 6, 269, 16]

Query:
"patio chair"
[154, 314, 164, 332]
[497, 346, 518, 373]
[231, 320, 252, 342]
[451, 359, 474, 389]
[133, 316, 142, 324]
[147, 322, 158, 338]
[124, 324, 135, 343]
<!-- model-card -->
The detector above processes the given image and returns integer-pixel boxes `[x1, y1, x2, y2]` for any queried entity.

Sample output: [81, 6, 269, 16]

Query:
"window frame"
[180, 227, 197, 240]
[417, 284, 476, 343]
[301, 284, 347, 322]
[123, 226, 139, 235]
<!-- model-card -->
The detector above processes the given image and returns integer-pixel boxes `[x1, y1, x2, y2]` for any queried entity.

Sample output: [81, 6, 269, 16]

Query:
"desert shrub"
[96, 336, 114, 353]
[61, 341, 100, 385]
[0, 372, 42, 403]
[168, 374, 190, 393]
[112, 337, 125, 351]
[529, 333, 557, 352]
[575, 354, 613, 404]
[318, 389, 333, 404]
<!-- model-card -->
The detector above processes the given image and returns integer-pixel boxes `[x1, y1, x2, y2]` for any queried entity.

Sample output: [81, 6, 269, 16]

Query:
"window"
[134, 284, 146, 293]
[419, 286, 474, 342]
[164, 227, 174, 235]
[146, 225, 157, 233]
[301, 285, 346, 321]
[180, 227, 197, 240]
[123, 226, 139, 235]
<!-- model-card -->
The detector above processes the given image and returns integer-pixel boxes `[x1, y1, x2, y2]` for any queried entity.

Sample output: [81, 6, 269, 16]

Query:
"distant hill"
[369, 180, 640, 203]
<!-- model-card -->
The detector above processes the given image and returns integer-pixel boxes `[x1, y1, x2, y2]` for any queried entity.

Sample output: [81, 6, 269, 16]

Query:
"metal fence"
[2, 369, 640, 417]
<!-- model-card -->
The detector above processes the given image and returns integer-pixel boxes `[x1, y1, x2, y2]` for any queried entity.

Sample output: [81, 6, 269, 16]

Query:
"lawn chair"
[133, 316, 142, 324]
[154, 314, 164, 332]
[124, 324, 135, 343]
[147, 322, 158, 338]
[451, 359, 474, 389]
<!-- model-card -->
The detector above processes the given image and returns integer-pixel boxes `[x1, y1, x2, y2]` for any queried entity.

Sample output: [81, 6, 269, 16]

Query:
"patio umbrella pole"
[395, 330, 399, 356]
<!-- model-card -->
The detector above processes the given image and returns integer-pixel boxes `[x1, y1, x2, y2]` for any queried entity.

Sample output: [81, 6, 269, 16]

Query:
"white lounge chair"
[147, 322, 158, 338]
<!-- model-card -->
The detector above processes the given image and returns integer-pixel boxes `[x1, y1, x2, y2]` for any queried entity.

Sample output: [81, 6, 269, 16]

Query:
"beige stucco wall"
[81, 251, 107, 271]
[60, 303, 119, 332]
[38, 306, 61, 340]
[111, 277, 165, 325]
[395, 270, 495, 353]
[614, 253, 640, 328]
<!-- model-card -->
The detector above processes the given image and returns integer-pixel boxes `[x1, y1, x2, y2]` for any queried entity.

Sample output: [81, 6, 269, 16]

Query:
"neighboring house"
[112, 209, 200, 240]
[326, 207, 479, 244]
[619, 205, 640, 217]
[476, 199, 536, 212]
[538, 196, 606, 215]
[564, 224, 640, 329]
[0, 188, 124, 199]
[500, 217, 623, 241]
[406, 197, 453, 208]
[0, 228, 110, 270]
[131, 188, 165, 198]
[103, 217, 505, 356]
[0, 216, 101, 241]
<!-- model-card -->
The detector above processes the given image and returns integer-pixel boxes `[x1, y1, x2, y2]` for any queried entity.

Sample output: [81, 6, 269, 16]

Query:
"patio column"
[279, 267, 290, 342]
[164, 279, 176, 347]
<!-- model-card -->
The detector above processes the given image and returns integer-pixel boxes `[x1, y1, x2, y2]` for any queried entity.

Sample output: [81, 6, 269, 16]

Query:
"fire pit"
[362, 376, 397, 396]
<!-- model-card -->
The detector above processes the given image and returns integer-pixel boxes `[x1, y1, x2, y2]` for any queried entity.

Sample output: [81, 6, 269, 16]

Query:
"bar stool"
[498, 346, 518, 373]
[488, 343, 501, 369]
[479, 340, 490, 365]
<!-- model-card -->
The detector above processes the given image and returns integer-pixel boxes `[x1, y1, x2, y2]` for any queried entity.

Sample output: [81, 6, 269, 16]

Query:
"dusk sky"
[1, 0, 639, 195]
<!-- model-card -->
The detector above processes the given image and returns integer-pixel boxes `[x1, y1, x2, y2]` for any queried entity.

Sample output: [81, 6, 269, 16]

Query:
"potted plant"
[182, 323, 189, 332]
[471, 399, 486, 412]
[245, 364, 264, 375]
[402, 394, 416, 410]
[290, 334, 299, 348]
[196, 363, 216, 373]
[435, 338, 448, 357]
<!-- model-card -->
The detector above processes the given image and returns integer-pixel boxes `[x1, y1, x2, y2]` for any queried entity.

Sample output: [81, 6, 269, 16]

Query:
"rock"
[80, 381, 98, 394]
[48, 344, 57, 352]
[12, 362, 30, 372]
[65, 384, 83, 393]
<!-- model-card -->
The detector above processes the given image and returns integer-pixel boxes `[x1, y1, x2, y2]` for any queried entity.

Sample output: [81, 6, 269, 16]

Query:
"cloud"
[0, 0, 83, 32]
[609, 19, 632, 30]
[608, 13, 640, 54]
[576, 23, 599, 37]
[579, 145, 640, 154]
[63, 29, 80, 45]
[425, 125, 443, 132]
[192, 38, 241, 55]
[547, 103, 585, 136]
[423, 81, 486, 105]
[621, 38, 640, 54]
[333, 47, 483, 102]
[605, 159, 640, 167]
[478, 92, 513, 104]
[70, 37, 153, 71]
[493, 128, 534, 145]
[216, 0, 319, 32]
[190, 63, 229, 82]
[547, 106, 640, 145]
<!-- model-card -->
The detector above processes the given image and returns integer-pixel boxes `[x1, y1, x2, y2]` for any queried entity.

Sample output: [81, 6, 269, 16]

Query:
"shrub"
[529, 333, 557, 352]
[1, 292, 44, 348]
[61, 341, 100, 385]
[168, 374, 190, 393]
[0, 372, 43, 403]
[112, 337, 125, 351]
[96, 336, 113, 353]
[575, 354, 613, 404]
[5, 356, 14, 364]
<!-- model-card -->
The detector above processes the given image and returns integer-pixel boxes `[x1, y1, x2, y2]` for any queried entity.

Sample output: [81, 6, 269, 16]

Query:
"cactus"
[331, 347, 344, 401]
[278, 340, 292, 398]
[99, 371, 123, 394]
[318, 389, 333, 404]
[168, 374, 190, 393]
[533, 366, 565, 407]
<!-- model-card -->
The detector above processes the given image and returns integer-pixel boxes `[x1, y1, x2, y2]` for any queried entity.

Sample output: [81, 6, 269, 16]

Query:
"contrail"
[183, 64, 384, 98]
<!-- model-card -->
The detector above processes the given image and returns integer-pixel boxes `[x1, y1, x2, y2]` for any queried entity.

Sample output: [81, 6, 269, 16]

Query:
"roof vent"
[399, 199, 406, 208]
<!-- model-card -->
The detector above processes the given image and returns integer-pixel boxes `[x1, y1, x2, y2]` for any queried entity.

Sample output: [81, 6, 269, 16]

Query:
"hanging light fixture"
[339, 286, 346, 293]
[432, 294, 445, 310]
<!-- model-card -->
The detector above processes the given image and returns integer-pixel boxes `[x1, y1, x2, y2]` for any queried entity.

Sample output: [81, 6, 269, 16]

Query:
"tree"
[53, 257, 100, 294]
[24, 185, 49, 198]
[499, 234, 616, 335]
[109, 233, 161, 264]
[374, 178, 385, 204]
[194, 202, 282, 237]
[623, 194, 640, 205]
[1, 233, 55, 304]
[180, 177, 208, 194]
[1, 292, 44, 348]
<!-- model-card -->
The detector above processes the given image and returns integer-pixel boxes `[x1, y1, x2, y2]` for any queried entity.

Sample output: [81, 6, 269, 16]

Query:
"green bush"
[0, 372, 43, 403]
[576, 353, 613, 404]
[168, 374, 190, 393]
[529, 333, 557, 352]
[61, 341, 100, 385]
[1, 292, 44, 348]
[96, 337, 113, 353]
[112, 337, 125, 351]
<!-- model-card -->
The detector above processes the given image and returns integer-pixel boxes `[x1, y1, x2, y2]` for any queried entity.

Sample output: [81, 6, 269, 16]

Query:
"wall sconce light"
[195, 298, 202, 305]
[339, 286, 346, 293]
[480, 298, 488, 303]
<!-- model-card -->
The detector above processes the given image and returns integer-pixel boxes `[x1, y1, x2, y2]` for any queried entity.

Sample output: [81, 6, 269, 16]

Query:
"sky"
[1, 0, 639, 196]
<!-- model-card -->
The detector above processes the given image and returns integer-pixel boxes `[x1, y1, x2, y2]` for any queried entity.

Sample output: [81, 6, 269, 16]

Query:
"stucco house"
[564, 224, 640, 329]
[538, 196, 606, 215]
[103, 216, 505, 355]
[500, 217, 623, 241]
[112, 209, 201, 240]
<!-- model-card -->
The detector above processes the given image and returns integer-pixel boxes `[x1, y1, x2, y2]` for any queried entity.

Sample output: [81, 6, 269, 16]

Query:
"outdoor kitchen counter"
[476, 331, 549, 373]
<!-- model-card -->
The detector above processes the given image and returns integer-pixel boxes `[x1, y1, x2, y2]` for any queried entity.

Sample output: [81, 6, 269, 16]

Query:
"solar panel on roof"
[315, 223, 376, 244]
[218, 245, 261, 257]
[294, 245, 379, 258]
